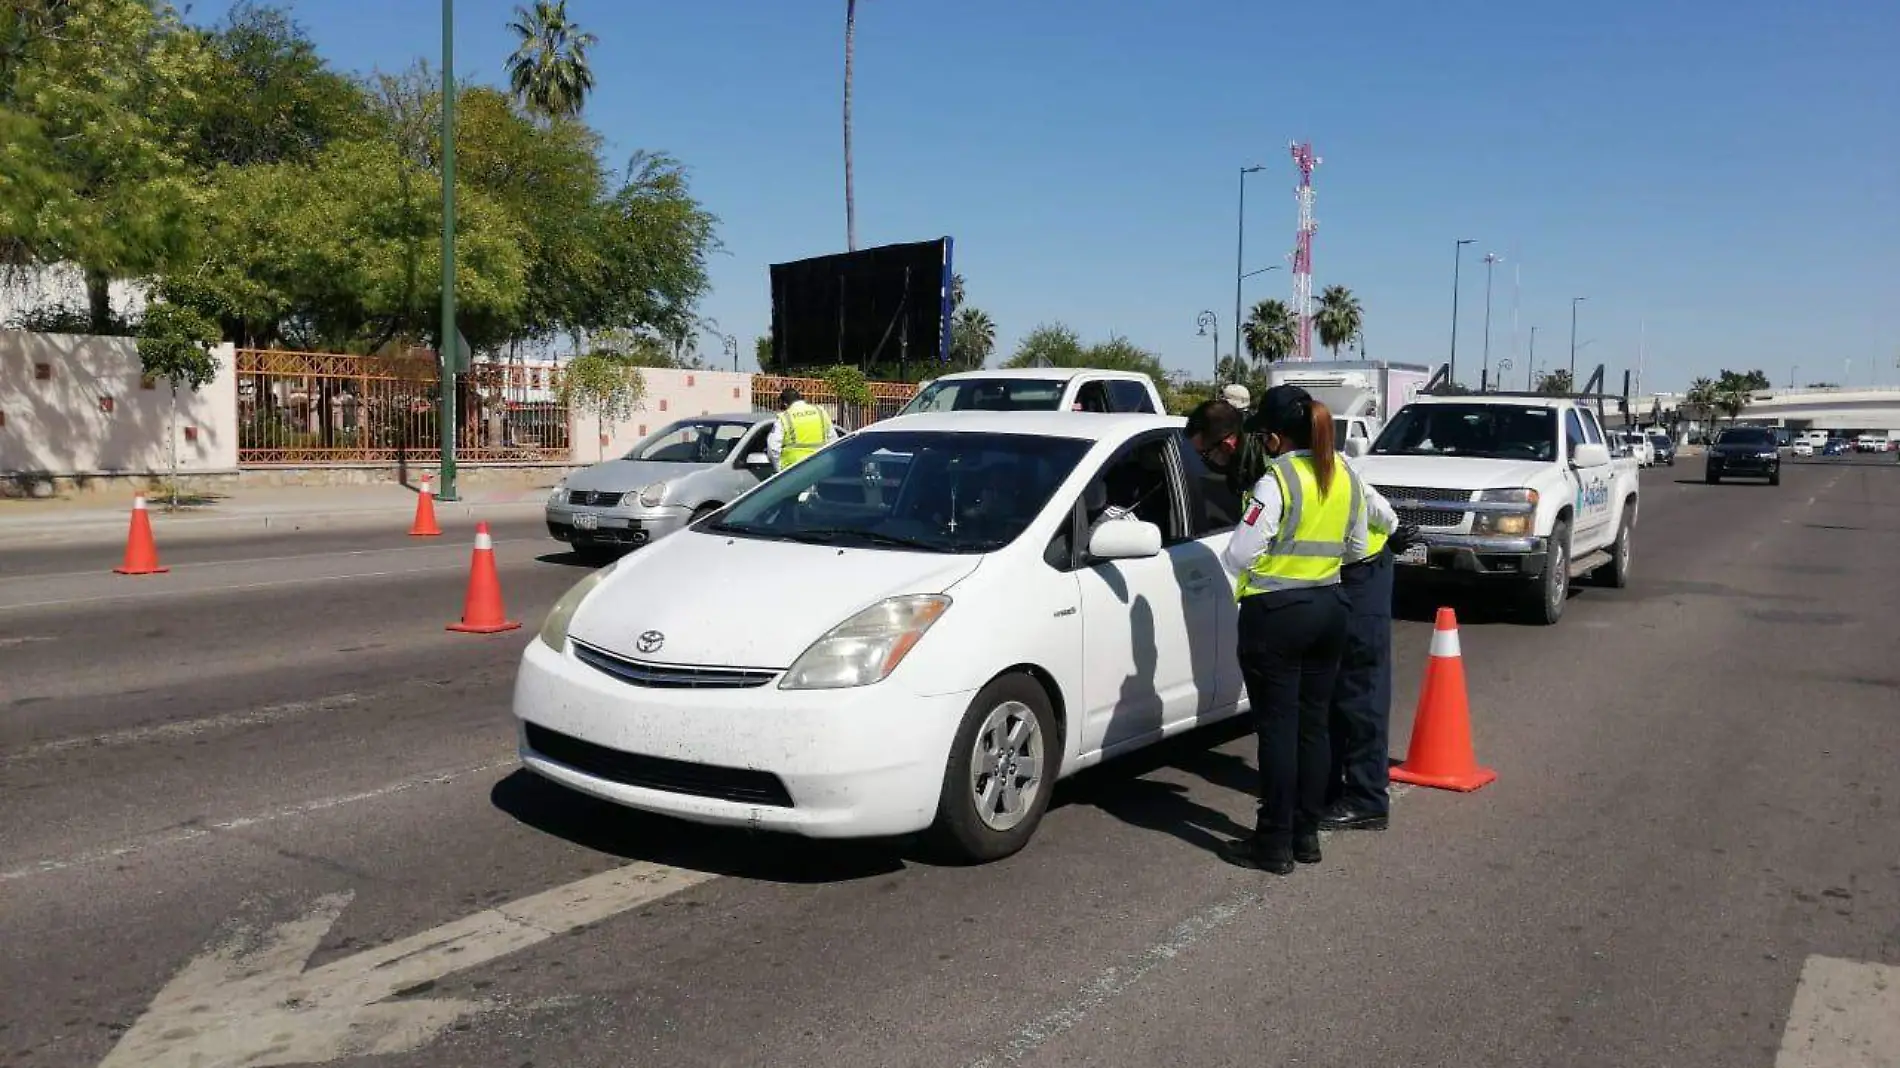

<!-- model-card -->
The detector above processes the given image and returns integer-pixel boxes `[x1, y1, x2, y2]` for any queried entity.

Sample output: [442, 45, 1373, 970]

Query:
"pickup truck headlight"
[637, 481, 669, 507]
[1473, 487, 1538, 537]
[538, 562, 617, 651]
[780, 595, 950, 690]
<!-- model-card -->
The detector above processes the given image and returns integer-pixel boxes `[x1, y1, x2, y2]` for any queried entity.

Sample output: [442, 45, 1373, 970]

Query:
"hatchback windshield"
[899, 378, 1066, 416]
[626, 419, 755, 463]
[710, 430, 1092, 553]
[1716, 428, 1773, 447]
[1371, 404, 1558, 461]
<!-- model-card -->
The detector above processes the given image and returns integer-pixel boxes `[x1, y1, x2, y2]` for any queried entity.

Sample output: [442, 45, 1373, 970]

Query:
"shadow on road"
[535, 550, 613, 569]
[1055, 717, 1256, 854]
[1389, 581, 1563, 626]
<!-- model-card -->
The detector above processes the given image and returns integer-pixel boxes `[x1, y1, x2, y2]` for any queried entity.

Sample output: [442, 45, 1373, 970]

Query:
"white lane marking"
[1776, 954, 1900, 1067]
[0, 564, 468, 613]
[0, 758, 512, 883]
[964, 782, 1415, 1067]
[96, 860, 716, 1068]
[0, 537, 542, 586]
[0, 634, 55, 648]
[3, 694, 362, 764]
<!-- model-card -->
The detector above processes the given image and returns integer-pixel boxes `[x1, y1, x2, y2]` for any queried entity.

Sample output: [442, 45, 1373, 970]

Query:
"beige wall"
[1, 330, 239, 476]
[568, 367, 762, 463]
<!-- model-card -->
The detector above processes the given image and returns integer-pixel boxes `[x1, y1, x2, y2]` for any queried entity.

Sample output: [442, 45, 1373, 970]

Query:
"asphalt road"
[3, 460, 1896, 1068]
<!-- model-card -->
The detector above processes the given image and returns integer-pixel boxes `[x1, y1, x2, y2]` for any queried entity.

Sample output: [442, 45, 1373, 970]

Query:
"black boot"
[1217, 836, 1296, 875]
[1317, 800, 1389, 831]
[1293, 830, 1322, 864]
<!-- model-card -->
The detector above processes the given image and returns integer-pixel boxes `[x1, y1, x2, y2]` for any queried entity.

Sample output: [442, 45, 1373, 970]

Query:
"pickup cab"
[896, 368, 1166, 417]
[1351, 394, 1641, 625]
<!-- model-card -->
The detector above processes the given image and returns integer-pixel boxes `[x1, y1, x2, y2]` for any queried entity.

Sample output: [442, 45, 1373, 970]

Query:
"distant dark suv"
[1706, 427, 1780, 485]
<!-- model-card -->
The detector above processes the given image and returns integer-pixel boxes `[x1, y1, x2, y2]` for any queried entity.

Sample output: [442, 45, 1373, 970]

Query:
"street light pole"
[1196, 310, 1218, 383]
[1528, 326, 1538, 389]
[1449, 239, 1473, 385]
[1481, 252, 1500, 391]
[1569, 296, 1587, 381]
[437, 0, 459, 501]
[1234, 165, 1264, 378]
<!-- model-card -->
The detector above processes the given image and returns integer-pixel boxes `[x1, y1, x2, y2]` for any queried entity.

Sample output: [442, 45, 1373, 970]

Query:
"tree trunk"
[168, 382, 180, 513]
[843, 0, 857, 252]
[85, 269, 113, 333]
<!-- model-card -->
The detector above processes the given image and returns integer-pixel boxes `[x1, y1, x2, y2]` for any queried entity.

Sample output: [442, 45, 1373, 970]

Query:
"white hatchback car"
[514, 412, 1249, 862]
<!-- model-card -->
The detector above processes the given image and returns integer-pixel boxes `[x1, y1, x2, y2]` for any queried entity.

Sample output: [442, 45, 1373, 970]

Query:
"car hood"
[566, 531, 985, 668]
[1354, 454, 1551, 492]
[564, 459, 715, 493]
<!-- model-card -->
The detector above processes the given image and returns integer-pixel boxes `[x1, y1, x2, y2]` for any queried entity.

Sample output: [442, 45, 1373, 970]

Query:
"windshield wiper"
[781, 528, 946, 551]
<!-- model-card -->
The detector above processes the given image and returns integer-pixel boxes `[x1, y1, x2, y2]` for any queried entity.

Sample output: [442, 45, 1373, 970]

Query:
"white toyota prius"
[514, 411, 1249, 862]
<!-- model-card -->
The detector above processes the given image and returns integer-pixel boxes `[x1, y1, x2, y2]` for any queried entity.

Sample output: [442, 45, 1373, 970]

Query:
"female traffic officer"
[1216, 385, 1367, 875]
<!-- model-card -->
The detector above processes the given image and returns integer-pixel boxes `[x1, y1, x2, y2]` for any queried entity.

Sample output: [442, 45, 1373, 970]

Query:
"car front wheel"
[928, 673, 1058, 864]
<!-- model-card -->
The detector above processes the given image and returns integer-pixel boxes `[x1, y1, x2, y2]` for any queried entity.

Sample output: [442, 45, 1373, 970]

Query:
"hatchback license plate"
[1396, 543, 1427, 566]
[572, 513, 599, 531]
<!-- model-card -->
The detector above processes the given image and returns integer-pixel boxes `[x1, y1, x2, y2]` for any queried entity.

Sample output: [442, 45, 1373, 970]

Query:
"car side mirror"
[1088, 519, 1163, 560]
[1343, 437, 1369, 458]
[1572, 443, 1611, 467]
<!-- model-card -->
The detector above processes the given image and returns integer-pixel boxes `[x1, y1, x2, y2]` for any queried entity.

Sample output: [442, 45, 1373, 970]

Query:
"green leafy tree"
[1242, 298, 1297, 365]
[1709, 369, 1769, 424]
[1004, 323, 1085, 369]
[755, 333, 776, 373]
[505, 0, 596, 121]
[1314, 284, 1363, 359]
[180, 2, 367, 170]
[559, 352, 645, 460]
[1536, 368, 1574, 395]
[136, 299, 220, 509]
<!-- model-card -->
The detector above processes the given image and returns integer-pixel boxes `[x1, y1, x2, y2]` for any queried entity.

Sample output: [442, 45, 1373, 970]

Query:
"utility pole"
[1481, 252, 1500, 392]
[437, 0, 459, 501]
[1568, 296, 1587, 382]
[1234, 165, 1264, 377]
[1528, 326, 1538, 390]
[1449, 239, 1473, 385]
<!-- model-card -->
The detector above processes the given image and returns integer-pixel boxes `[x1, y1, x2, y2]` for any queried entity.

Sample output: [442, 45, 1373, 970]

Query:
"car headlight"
[538, 561, 617, 651]
[779, 594, 950, 690]
[638, 481, 668, 507]
[1757, 451, 1777, 460]
[547, 479, 568, 503]
[1473, 488, 1537, 537]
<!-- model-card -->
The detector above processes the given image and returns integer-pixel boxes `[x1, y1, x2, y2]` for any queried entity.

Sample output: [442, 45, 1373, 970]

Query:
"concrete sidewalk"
[0, 482, 555, 546]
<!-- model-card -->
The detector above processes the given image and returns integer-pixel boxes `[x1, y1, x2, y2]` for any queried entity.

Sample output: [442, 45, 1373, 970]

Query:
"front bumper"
[545, 500, 691, 547]
[1396, 532, 1551, 579]
[1707, 456, 1779, 476]
[512, 638, 972, 838]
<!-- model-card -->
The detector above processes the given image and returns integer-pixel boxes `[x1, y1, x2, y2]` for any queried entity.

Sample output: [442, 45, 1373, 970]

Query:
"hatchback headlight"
[547, 479, 568, 503]
[1473, 487, 1537, 537]
[779, 595, 950, 690]
[538, 562, 616, 651]
[638, 481, 668, 507]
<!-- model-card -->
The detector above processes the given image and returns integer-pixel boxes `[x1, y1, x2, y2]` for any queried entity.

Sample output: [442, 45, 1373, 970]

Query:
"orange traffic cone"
[409, 473, 442, 536]
[1390, 607, 1496, 792]
[113, 494, 169, 575]
[447, 521, 520, 634]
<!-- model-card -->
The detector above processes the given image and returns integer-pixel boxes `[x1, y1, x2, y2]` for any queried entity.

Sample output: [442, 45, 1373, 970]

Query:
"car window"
[1580, 409, 1606, 444]
[1563, 410, 1585, 456]
[735, 423, 774, 464]
[709, 430, 1092, 554]
[898, 378, 1066, 414]
[1072, 381, 1112, 413]
[1371, 404, 1557, 462]
[627, 420, 752, 463]
[1105, 379, 1158, 413]
[1716, 428, 1773, 446]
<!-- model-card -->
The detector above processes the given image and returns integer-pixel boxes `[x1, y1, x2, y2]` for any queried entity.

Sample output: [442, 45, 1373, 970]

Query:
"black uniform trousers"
[1236, 585, 1349, 848]
[1328, 549, 1395, 815]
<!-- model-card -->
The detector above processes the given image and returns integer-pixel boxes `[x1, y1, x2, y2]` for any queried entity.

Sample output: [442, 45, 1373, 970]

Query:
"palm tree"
[1242, 299, 1298, 365]
[506, 0, 597, 121]
[1314, 285, 1364, 359]
[1685, 376, 1717, 432]
[843, 0, 859, 251]
[950, 307, 995, 369]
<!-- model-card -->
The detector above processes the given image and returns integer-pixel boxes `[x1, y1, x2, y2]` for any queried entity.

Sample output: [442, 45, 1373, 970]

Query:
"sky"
[246, 0, 1897, 392]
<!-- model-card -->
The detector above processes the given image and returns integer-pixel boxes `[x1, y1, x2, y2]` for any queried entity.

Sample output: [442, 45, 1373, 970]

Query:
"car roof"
[921, 367, 1153, 384]
[1406, 394, 1572, 409]
[654, 411, 774, 424]
[861, 410, 1184, 440]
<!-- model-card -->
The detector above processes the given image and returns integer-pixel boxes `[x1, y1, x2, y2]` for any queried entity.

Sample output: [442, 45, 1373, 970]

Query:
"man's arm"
[766, 418, 783, 465]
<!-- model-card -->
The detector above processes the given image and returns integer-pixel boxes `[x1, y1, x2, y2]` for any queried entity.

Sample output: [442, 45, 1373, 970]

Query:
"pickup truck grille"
[1374, 485, 1473, 528]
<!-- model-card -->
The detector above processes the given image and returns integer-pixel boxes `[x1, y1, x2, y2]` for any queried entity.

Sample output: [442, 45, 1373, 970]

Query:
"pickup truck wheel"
[1592, 511, 1632, 588]
[927, 673, 1057, 865]
[1528, 520, 1570, 625]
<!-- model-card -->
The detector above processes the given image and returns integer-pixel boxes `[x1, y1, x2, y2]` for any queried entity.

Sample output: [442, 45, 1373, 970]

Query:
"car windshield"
[1370, 404, 1558, 461]
[1717, 429, 1773, 446]
[1649, 435, 1670, 447]
[626, 419, 755, 463]
[899, 378, 1066, 416]
[709, 430, 1092, 554]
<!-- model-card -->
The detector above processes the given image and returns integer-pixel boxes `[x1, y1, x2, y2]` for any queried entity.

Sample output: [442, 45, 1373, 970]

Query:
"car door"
[1571, 408, 1615, 548]
[1071, 431, 1222, 760]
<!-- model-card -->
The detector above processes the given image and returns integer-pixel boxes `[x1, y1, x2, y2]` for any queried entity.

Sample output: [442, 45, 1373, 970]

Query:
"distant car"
[1792, 441, 1815, 457]
[1705, 426, 1780, 485]
[546, 413, 779, 560]
[1648, 433, 1676, 465]
[1617, 431, 1655, 467]
[1823, 438, 1849, 457]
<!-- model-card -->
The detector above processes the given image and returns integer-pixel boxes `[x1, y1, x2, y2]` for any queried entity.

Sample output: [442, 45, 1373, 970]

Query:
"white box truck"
[1262, 360, 1433, 453]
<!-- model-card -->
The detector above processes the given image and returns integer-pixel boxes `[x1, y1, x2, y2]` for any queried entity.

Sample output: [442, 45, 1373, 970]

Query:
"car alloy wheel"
[969, 700, 1045, 832]
[1547, 536, 1568, 616]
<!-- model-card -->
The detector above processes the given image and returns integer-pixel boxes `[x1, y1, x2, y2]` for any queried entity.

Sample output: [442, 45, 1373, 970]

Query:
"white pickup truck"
[895, 368, 1167, 416]
[1351, 393, 1641, 625]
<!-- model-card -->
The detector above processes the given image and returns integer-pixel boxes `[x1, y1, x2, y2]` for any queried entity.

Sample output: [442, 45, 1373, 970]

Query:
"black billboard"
[768, 237, 953, 372]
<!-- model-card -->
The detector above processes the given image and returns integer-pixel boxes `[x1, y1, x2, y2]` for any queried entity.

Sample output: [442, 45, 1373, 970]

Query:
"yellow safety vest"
[1237, 454, 1363, 599]
[777, 402, 830, 469]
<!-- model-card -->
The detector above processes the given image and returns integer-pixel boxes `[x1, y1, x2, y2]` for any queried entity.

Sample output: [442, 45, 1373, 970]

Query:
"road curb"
[0, 500, 548, 548]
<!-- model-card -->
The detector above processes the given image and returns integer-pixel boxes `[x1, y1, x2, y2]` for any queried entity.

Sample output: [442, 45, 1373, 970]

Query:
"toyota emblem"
[635, 630, 665, 654]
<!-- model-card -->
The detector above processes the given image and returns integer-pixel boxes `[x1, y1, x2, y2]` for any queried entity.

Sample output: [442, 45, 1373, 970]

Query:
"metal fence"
[235, 348, 570, 466]
[750, 375, 919, 431]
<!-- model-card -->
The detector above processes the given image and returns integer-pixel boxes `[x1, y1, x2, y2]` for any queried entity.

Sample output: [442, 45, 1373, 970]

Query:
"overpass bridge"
[1648, 385, 1900, 433]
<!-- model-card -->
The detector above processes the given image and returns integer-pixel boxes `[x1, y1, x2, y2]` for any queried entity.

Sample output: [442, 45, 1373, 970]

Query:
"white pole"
[1636, 319, 1645, 418]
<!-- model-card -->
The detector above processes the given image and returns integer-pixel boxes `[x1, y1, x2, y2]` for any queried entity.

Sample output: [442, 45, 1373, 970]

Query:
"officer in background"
[1217, 385, 1366, 875]
[1221, 383, 1252, 413]
[766, 386, 838, 470]
[1321, 452, 1419, 832]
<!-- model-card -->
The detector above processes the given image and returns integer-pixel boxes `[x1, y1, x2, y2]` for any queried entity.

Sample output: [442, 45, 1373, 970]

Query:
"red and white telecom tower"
[1288, 141, 1319, 362]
